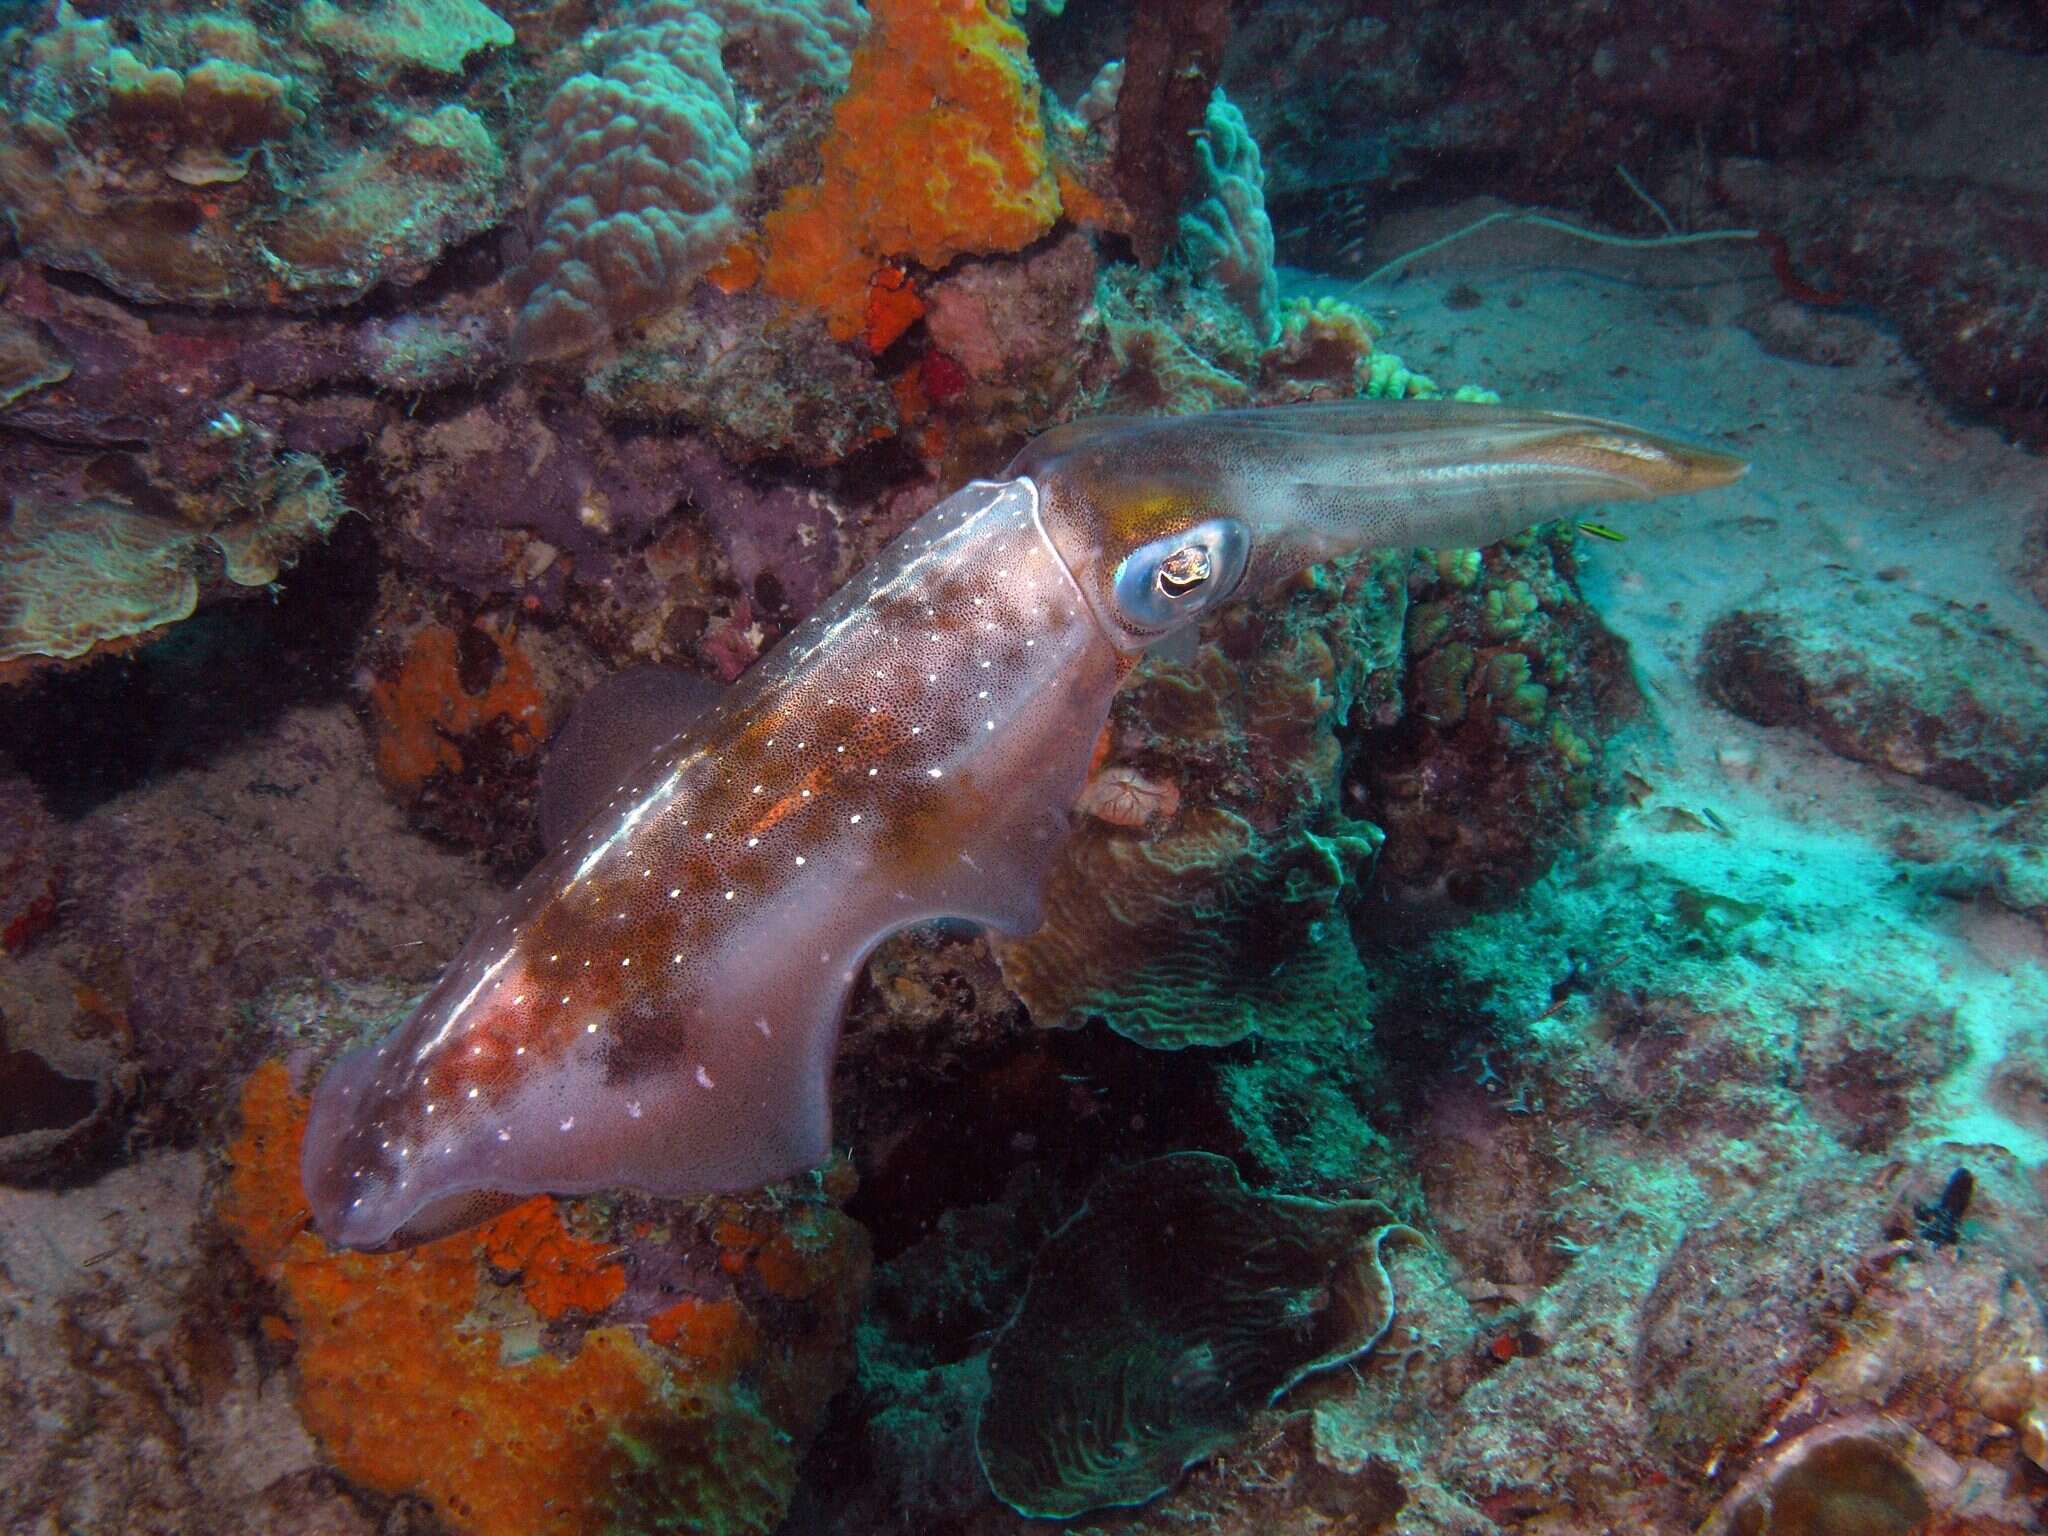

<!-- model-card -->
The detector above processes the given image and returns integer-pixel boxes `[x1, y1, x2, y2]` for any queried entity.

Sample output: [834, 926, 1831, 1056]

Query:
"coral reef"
[511, 3, 751, 362]
[0, 0, 509, 307]
[994, 548, 1401, 1050]
[588, 288, 897, 466]
[1351, 522, 1635, 918]
[978, 1152, 1416, 1518]
[1175, 90, 1280, 345]
[221, 1058, 869, 1536]
[1701, 571, 2048, 806]
[0, 454, 346, 680]
[759, 0, 1060, 342]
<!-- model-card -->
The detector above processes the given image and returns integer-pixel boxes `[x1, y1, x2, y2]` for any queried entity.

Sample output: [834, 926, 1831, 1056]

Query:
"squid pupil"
[1156, 546, 1212, 598]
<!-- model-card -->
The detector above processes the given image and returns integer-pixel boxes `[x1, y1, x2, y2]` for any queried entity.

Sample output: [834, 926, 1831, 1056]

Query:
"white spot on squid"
[627, 1100, 643, 1119]
[795, 855, 806, 866]
[695, 1065, 715, 1089]
[754, 1017, 771, 1037]
[496, 1128, 511, 1142]
[560, 1117, 575, 1132]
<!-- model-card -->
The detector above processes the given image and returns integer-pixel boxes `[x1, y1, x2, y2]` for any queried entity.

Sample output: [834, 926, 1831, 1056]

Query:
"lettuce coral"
[760, 0, 1061, 342]
[995, 550, 1401, 1050]
[0, 454, 345, 677]
[0, 2, 509, 307]
[977, 1152, 1417, 1518]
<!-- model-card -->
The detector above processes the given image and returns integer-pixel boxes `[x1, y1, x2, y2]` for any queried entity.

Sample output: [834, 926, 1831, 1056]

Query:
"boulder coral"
[220, 1060, 868, 1536]
[512, 4, 752, 362]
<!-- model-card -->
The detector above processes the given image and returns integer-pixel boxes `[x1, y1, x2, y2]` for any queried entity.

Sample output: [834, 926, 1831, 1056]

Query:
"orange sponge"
[761, 0, 1060, 341]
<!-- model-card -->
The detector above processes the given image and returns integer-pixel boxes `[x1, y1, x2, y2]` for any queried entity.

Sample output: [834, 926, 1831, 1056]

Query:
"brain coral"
[0, 2, 509, 307]
[977, 1152, 1417, 1518]
[512, 3, 753, 362]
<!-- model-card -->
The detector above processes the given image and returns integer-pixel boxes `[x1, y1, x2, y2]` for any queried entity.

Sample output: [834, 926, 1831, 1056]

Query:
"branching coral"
[1175, 90, 1280, 345]
[759, 0, 1060, 342]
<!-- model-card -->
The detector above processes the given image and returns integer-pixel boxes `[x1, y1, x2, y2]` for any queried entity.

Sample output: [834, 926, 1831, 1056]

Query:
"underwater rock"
[0, 923, 136, 1186]
[1224, 0, 1908, 264]
[1635, 1148, 2048, 1528]
[976, 1152, 1417, 1519]
[221, 1058, 868, 1536]
[914, 228, 1098, 472]
[589, 288, 897, 467]
[362, 610, 557, 865]
[1112, 0, 1231, 266]
[1635, 1152, 1895, 1480]
[0, 774, 62, 956]
[0, 1150, 376, 1531]
[1701, 572, 2048, 806]
[0, 306, 69, 407]
[56, 707, 495, 1119]
[1696, 1417, 2030, 1536]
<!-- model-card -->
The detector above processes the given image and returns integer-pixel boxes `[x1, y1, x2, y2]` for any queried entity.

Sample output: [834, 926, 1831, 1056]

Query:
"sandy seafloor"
[1324, 205, 2048, 1164]
[6, 208, 2048, 1534]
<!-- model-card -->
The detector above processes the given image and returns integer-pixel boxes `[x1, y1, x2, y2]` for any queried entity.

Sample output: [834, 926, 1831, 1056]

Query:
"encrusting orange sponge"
[219, 1062, 814, 1536]
[760, 0, 1060, 342]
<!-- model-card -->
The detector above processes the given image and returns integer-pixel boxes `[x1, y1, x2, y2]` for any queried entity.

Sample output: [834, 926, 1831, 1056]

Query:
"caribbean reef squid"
[304, 401, 1745, 1248]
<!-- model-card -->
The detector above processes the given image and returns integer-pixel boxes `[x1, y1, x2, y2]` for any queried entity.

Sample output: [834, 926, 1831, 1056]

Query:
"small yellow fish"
[1576, 521, 1628, 542]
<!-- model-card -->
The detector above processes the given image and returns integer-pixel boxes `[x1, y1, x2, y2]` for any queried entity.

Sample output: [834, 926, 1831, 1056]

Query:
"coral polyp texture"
[0, 1, 508, 307]
[220, 1060, 868, 1536]
[512, 4, 752, 362]
[760, 0, 1060, 341]
[976, 1152, 1418, 1518]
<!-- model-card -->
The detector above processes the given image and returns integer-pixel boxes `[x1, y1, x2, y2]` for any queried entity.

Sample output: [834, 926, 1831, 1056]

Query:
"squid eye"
[1111, 516, 1250, 633]
[1155, 545, 1213, 597]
